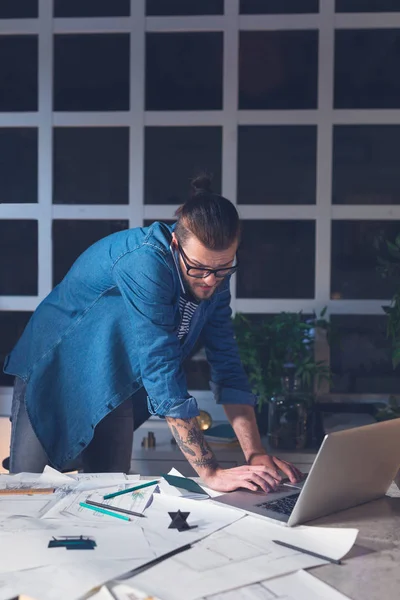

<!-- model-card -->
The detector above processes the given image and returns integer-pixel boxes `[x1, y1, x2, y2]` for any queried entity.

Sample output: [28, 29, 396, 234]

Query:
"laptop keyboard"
[255, 493, 300, 516]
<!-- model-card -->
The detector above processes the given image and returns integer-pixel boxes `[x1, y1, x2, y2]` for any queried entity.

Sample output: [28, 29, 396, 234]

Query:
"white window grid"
[0, 0, 399, 408]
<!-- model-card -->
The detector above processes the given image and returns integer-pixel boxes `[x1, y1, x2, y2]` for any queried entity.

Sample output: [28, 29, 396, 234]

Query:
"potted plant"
[233, 310, 332, 449]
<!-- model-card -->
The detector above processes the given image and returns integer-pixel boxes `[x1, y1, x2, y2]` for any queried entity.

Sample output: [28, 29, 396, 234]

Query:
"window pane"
[53, 220, 129, 286]
[146, 0, 223, 15]
[0, 1, 38, 18]
[237, 220, 315, 298]
[0, 312, 32, 387]
[0, 128, 37, 203]
[146, 33, 223, 110]
[239, 31, 318, 110]
[333, 126, 400, 205]
[0, 221, 38, 295]
[336, 0, 400, 11]
[143, 220, 176, 227]
[184, 350, 210, 391]
[238, 126, 316, 205]
[0, 36, 38, 111]
[331, 221, 400, 300]
[335, 29, 400, 109]
[330, 315, 398, 394]
[54, 34, 130, 111]
[240, 0, 318, 14]
[53, 128, 129, 205]
[145, 127, 222, 205]
[54, 0, 130, 17]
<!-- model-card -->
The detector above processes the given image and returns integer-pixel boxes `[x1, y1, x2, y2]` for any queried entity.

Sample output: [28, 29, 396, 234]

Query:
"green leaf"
[387, 240, 400, 260]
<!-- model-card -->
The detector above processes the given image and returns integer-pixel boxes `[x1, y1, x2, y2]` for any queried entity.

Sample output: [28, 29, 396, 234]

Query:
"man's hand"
[203, 464, 283, 493]
[248, 452, 303, 484]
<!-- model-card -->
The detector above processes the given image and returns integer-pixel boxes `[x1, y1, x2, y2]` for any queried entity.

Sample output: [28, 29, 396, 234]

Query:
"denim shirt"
[4, 222, 255, 469]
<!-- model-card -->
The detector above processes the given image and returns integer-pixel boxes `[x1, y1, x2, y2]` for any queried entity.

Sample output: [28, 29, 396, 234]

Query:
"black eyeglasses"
[177, 242, 238, 279]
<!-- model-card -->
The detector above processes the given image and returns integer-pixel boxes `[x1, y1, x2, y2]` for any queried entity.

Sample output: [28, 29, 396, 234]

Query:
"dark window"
[54, 0, 130, 17]
[184, 354, 211, 390]
[146, 0, 223, 15]
[146, 33, 223, 110]
[237, 220, 315, 298]
[52, 220, 129, 286]
[0, 36, 38, 111]
[54, 34, 130, 111]
[240, 0, 319, 14]
[53, 128, 129, 205]
[238, 126, 317, 204]
[0, 220, 38, 295]
[331, 221, 400, 300]
[145, 127, 222, 205]
[0, 1, 38, 18]
[335, 29, 400, 109]
[239, 31, 318, 110]
[336, 0, 400, 11]
[333, 126, 400, 205]
[330, 315, 399, 394]
[0, 312, 33, 387]
[143, 220, 176, 227]
[0, 128, 37, 204]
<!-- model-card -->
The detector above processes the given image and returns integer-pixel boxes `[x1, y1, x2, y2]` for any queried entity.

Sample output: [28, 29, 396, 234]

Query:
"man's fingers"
[274, 459, 302, 482]
[247, 465, 282, 482]
[249, 473, 277, 492]
[239, 480, 259, 492]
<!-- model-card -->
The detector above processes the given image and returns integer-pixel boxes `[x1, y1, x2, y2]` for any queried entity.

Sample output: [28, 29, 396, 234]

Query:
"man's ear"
[171, 232, 178, 249]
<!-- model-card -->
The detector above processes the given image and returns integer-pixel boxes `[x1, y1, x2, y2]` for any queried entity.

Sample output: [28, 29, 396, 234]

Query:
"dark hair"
[174, 175, 240, 250]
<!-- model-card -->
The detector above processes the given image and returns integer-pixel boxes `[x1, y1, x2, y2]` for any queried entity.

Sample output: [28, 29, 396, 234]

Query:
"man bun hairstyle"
[175, 174, 240, 250]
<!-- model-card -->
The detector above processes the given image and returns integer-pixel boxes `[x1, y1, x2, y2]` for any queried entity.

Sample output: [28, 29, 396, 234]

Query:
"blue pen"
[79, 501, 131, 522]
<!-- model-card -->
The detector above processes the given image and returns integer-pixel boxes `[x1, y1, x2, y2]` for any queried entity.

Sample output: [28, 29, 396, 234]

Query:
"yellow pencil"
[0, 488, 55, 495]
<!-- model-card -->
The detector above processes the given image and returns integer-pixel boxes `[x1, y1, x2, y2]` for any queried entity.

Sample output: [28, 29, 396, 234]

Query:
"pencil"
[272, 539, 342, 565]
[103, 479, 159, 500]
[79, 501, 131, 522]
[0, 488, 55, 495]
[84, 499, 146, 518]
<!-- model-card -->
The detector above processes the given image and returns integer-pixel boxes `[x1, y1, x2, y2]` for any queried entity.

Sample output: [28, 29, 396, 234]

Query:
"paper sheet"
[158, 468, 209, 500]
[70, 473, 141, 492]
[129, 515, 358, 600]
[0, 560, 136, 600]
[94, 570, 351, 600]
[41, 483, 155, 523]
[0, 521, 156, 574]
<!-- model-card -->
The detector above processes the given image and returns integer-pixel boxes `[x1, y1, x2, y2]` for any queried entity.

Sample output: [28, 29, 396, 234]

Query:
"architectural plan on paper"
[41, 483, 155, 523]
[130, 515, 358, 600]
[204, 570, 351, 600]
[0, 559, 136, 600]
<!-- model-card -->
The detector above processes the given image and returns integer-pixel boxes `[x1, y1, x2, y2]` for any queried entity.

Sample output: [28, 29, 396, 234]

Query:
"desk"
[309, 483, 400, 600]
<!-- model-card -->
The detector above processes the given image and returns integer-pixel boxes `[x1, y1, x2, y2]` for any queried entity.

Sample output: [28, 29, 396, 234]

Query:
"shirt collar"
[170, 243, 186, 294]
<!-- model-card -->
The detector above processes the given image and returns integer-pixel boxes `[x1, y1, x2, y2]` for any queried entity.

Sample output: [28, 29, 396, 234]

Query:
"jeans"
[9, 377, 150, 474]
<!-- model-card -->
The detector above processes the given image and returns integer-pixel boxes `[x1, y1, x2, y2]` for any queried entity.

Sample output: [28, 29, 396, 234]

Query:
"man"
[4, 176, 302, 492]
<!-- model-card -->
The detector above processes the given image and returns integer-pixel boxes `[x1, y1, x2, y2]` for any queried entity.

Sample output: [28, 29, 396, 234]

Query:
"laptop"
[213, 418, 400, 526]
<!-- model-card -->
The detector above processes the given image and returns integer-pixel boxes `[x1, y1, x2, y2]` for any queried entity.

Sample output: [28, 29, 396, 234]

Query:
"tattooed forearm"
[171, 425, 196, 456]
[193, 455, 219, 469]
[166, 416, 219, 476]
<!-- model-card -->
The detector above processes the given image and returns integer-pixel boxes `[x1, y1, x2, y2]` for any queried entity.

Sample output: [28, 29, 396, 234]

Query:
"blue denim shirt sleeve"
[203, 281, 256, 407]
[112, 247, 199, 419]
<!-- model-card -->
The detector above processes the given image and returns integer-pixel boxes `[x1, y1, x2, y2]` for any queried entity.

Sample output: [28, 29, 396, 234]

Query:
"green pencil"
[79, 501, 131, 522]
[103, 479, 159, 500]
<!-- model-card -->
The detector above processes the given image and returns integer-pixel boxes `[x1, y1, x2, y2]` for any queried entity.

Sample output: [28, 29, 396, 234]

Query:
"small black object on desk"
[168, 510, 198, 532]
[48, 535, 96, 550]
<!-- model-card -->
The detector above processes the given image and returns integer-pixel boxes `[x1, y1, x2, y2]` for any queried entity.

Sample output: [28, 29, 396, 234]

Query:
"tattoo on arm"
[166, 417, 219, 475]
[171, 425, 196, 456]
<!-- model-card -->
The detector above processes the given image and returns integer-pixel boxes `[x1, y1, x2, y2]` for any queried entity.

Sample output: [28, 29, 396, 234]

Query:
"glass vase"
[267, 373, 311, 451]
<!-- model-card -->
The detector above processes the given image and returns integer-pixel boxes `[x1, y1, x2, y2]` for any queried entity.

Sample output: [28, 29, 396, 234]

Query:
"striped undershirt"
[177, 294, 199, 340]
[170, 243, 199, 341]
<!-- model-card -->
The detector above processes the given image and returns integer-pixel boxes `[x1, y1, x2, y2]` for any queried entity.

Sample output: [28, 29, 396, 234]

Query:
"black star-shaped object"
[168, 510, 197, 531]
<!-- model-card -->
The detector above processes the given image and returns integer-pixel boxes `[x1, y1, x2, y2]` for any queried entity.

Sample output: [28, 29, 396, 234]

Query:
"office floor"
[0, 417, 10, 473]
